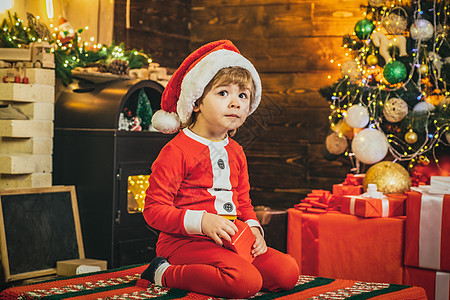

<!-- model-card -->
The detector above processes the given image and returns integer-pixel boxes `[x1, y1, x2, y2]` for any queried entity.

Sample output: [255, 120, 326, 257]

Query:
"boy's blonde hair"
[183, 66, 255, 136]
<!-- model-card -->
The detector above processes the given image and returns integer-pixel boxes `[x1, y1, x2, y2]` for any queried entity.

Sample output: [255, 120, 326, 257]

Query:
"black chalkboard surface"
[0, 186, 84, 282]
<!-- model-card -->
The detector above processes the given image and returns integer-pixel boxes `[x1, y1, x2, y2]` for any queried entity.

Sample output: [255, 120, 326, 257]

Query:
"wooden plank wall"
[191, 0, 364, 209]
[113, 0, 191, 68]
[115, 0, 367, 209]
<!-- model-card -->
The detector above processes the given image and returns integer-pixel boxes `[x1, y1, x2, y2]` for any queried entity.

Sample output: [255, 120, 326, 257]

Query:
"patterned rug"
[0, 264, 426, 299]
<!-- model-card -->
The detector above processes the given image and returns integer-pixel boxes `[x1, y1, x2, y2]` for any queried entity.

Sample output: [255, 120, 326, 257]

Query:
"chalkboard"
[0, 186, 84, 282]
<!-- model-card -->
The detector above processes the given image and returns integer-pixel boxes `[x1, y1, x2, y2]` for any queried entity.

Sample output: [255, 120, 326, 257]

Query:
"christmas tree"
[320, 0, 449, 175]
[136, 89, 153, 130]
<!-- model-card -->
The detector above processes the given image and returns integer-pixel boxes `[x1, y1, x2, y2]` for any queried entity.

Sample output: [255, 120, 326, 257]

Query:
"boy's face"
[191, 82, 251, 140]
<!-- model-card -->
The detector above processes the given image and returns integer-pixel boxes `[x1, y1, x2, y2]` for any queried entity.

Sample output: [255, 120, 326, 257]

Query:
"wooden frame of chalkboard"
[0, 186, 85, 282]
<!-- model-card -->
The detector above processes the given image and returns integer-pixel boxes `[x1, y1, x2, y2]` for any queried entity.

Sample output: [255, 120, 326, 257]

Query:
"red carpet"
[0, 264, 426, 299]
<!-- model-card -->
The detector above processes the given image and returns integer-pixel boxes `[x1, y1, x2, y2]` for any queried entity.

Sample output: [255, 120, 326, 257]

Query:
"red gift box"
[341, 194, 405, 218]
[287, 209, 405, 284]
[332, 184, 363, 208]
[343, 173, 365, 186]
[222, 219, 255, 263]
[403, 266, 450, 300]
[405, 190, 450, 272]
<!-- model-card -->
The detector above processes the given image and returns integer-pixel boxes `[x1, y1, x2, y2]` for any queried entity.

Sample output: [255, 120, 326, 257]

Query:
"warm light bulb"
[46, 0, 54, 19]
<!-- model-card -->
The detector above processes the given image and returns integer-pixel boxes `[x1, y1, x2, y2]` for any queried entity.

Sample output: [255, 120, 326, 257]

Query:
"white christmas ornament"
[383, 97, 408, 122]
[352, 128, 389, 165]
[345, 105, 369, 128]
[413, 101, 435, 114]
[383, 12, 408, 35]
[410, 19, 434, 41]
[326, 132, 348, 155]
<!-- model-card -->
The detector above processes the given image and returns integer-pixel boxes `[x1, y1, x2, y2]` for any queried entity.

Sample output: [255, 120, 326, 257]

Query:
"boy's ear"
[193, 103, 200, 112]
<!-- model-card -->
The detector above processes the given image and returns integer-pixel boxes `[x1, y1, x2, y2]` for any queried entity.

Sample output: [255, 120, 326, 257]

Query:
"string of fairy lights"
[323, 0, 449, 172]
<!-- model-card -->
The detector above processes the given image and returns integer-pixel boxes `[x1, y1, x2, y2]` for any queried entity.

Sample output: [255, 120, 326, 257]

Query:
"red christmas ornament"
[22, 77, 29, 84]
[14, 76, 21, 83]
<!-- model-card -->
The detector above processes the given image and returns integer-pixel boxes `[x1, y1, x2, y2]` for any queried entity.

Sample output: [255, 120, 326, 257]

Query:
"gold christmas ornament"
[418, 64, 429, 75]
[404, 129, 418, 144]
[363, 161, 412, 194]
[326, 132, 348, 155]
[419, 155, 430, 165]
[367, 54, 378, 66]
[331, 119, 354, 140]
[383, 97, 409, 123]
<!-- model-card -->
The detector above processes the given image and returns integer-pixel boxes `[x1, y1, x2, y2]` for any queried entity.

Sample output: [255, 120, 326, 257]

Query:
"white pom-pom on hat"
[151, 40, 262, 134]
[151, 110, 180, 134]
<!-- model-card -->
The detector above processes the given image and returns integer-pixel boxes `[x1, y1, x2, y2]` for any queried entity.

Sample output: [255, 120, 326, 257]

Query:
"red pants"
[160, 239, 299, 299]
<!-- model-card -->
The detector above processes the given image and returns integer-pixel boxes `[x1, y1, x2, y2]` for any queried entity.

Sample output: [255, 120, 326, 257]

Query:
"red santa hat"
[152, 40, 262, 134]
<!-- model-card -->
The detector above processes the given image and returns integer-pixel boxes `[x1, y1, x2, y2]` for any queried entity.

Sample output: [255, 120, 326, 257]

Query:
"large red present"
[341, 185, 406, 218]
[405, 177, 450, 272]
[287, 209, 405, 284]
[403, 266, 450, 300]
[222, 219, 255, 262]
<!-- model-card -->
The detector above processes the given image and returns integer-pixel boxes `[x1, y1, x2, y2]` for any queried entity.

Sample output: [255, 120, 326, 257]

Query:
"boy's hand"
[201, 213, 238, 245]
[250, 227, 267, 257]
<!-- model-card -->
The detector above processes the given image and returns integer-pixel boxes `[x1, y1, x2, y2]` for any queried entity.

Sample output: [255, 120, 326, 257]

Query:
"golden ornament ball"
[331, 119, 354, 140]
[363, 161, 411, 194]
[367, 54, 378, 66]
[419, 155, 430, 165]
[404, 129, 418, 144]
[419, 64, 429, 75]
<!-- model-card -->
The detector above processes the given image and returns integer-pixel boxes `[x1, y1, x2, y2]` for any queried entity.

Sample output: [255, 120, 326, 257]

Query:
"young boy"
[142, 40, 299, 299]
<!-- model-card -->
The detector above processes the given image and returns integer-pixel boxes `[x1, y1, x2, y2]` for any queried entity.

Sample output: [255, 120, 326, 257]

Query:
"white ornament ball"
[383, 97, 409, 123]
[383, 13, 408, 35]
[413, 101, 435, 114]
[352, 128, 389, 165]
[326, 132, 348, 155]
[410, 19, 434, 41]
[345, 105, 370, 128]
[340, 60, 362, 82]
[368, 0, 385, 7]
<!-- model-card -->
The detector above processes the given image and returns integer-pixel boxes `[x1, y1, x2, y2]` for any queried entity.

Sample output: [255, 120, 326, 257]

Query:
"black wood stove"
[53, 79, 173, 268]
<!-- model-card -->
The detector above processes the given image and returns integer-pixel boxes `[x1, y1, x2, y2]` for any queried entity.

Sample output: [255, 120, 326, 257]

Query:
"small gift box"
[332, 174, 364, 208]
[405, 176, 450, 272]
[222, 219, 255, 262]
[403, 266, 450, 300]
[343, 173, 365, 186]
[341, 184, 405, 218]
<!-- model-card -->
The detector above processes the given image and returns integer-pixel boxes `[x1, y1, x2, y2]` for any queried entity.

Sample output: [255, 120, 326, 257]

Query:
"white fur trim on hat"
[177, 49, 262, 123]
[151, 110, 181, 134]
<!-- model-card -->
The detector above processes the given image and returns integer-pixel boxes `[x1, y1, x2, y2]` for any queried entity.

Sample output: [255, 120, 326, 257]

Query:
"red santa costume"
[143, 40, 299, 298]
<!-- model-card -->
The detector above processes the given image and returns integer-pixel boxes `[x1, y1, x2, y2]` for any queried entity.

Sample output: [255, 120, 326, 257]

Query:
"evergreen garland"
[0, 11, 152, 86]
